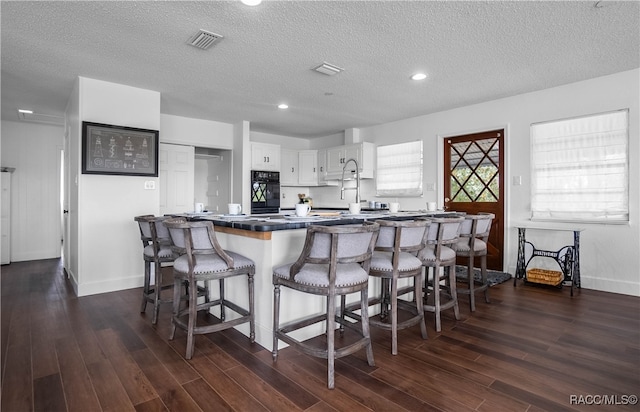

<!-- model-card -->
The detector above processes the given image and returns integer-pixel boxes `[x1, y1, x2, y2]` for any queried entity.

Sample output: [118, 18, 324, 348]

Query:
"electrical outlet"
[512, 176, 522, 186]
[426, 182, 435, 191]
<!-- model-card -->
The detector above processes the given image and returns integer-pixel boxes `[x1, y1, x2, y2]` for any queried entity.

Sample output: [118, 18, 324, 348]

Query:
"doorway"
[444, 129, 505, 271]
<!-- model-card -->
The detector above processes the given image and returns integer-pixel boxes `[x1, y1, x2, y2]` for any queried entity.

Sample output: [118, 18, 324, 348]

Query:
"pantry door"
[444, 129, 504, 270]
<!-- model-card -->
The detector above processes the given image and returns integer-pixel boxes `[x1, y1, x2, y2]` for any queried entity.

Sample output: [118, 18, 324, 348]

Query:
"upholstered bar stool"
[272, 222, 379, 389]
[419, 216, 464, 332]
[453, 213, 495, 312]
[345, 219, 429, 355]
[164, 218, 255, 359]
[134, 215, 176, 324]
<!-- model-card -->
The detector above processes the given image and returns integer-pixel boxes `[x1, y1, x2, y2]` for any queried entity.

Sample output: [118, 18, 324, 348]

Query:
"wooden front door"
[444, 129, 505, 271]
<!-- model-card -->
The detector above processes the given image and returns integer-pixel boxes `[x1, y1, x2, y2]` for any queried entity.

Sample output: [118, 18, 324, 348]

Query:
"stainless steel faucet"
[340, 158, 360, 204]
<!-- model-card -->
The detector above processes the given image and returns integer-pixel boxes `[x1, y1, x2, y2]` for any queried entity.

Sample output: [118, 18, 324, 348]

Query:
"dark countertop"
[179, 211, 456, 232]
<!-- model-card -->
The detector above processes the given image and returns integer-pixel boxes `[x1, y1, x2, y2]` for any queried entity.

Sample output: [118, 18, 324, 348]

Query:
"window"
[530, 109, 628, 222]
[376, 140, 423, 197]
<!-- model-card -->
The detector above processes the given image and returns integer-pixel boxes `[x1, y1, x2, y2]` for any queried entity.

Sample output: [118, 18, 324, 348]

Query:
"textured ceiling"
[1, 1, 638, 138]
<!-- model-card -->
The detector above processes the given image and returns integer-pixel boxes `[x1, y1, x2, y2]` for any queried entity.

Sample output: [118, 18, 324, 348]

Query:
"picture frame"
[82, 121, 159, 176]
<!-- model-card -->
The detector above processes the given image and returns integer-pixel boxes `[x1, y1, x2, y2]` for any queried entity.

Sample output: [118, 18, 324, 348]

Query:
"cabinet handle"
[320, 166, 323, 172]
[291, 167, 294, 172]
[264, 156, 267, 162]
[267, 156, 270, 163]
[313, 167, 316, 172]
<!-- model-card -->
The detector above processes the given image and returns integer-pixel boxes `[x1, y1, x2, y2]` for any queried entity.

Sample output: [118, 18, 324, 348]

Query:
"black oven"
[251, 170, 280, 214]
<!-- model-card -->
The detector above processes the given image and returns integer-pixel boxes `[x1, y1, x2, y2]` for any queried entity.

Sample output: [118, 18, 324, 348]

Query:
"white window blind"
[530, 109, 629, 222]
[376, 140, 423, 197]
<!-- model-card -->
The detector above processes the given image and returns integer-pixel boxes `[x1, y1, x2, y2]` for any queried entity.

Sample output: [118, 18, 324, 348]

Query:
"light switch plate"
[512, 176, 522, 186]
[144, 180, 155, 190]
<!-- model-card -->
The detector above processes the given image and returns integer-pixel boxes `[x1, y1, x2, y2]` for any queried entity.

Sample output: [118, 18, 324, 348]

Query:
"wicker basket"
[527, 268, 563, 286]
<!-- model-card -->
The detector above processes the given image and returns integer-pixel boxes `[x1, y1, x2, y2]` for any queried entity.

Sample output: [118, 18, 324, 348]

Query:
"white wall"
[160, 114, 234, 149]
[0, 120, 64, 262]
[309, 69, 640, 296]
[74, 77, 161, 296]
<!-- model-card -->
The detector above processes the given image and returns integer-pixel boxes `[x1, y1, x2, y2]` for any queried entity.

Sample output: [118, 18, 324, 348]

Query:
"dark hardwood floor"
[2, 258, 639, 411]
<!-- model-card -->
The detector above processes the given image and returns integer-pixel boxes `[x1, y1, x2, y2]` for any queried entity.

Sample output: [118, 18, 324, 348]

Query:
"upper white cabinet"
[281, 149, 318, 186]
[251, 142, 280, 171]
[280, 149, 299, 185]
[325, 142, 375, 179]
[298, 150, 318, 186]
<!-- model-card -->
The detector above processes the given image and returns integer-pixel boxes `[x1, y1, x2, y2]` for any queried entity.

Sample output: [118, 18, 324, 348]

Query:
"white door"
[62, 128, 71, 275]
[159, 143, 194, 215]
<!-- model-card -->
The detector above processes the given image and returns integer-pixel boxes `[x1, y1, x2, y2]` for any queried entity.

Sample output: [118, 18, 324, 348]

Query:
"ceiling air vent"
[17, 110, 64, 126]
[187, 29, 223, 50]
[312, 62, 344, 76]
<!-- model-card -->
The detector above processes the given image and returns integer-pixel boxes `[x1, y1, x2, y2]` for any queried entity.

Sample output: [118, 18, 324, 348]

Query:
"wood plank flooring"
[2, 258, 639, 411]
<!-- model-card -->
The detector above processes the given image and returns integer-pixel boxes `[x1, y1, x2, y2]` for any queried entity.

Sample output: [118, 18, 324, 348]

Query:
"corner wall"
[75, 77, 161, 296]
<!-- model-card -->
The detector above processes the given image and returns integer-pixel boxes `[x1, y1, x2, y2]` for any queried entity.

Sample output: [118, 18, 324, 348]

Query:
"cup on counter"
[349, 202, 361, 215]
[194, 202, 204, 213]
[295, 203, 311, 217]
[228, 203, 242, 215]
[388, 202, 399, 213]
[427, 201, 437, 211]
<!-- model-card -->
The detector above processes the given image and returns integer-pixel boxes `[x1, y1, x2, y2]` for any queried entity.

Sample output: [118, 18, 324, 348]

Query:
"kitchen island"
[181, 211, 453, 350]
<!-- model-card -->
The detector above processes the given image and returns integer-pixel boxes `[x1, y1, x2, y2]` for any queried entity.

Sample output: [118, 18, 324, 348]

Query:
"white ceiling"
[1, 1, 638, 138]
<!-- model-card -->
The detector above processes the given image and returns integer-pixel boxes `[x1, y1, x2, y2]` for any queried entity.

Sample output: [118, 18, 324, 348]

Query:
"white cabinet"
[251, 142, 280, 171]
[298, 150, 318, 186]
[280, 149, 299, 186]
[325, 142, 375, 179]
[281, 149, 318, 186]
[1, 172, 11, 264]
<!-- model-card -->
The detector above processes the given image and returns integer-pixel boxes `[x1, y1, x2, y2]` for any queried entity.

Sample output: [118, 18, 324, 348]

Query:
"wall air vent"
[187, 29, 224, 50]
[312, 62, 344, 76]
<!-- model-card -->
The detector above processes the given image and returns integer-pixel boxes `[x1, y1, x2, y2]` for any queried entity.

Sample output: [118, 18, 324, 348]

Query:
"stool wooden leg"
[219, 278, 226, 321]
[414, 273, 428, 340]
[448, 265, 460, 320]
[481, 256, 490, 304]
[169, 274, 181, 340]
[272, 284, 280, 361]
[468, 255, 476, 312]
[390, 275, 398, 355]
[152, 261, 162, 324]
[361, 287, 375, 367]
[248, 273, 255, 343]
[185, 278, 198, 359]
[327, 293, 336, 389]
[141, 260, 151, 313]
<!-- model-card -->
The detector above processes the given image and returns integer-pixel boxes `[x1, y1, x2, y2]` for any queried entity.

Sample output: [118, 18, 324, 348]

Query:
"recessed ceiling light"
[18, 109, 33, 114]
[278, 103, 289, 109]
[411, 73, 427, 81]
[241, 0, 262, 6]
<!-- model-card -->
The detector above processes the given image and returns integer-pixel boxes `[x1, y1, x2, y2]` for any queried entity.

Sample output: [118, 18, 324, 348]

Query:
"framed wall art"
[82, 121, 159, 176]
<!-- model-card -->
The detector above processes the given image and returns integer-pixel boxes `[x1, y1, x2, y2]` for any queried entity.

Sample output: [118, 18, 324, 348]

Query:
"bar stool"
[134, 215, 176, 324]
[272, 222, 380, 389]
[419, 216, 464, 332]
[453, 213, 495, 312]
[345, 219, 429, 355]
[164, 218, 255, 359]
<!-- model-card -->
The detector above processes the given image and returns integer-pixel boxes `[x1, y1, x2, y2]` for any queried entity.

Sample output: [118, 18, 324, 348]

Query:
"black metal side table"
[514, 226, 583, 296]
